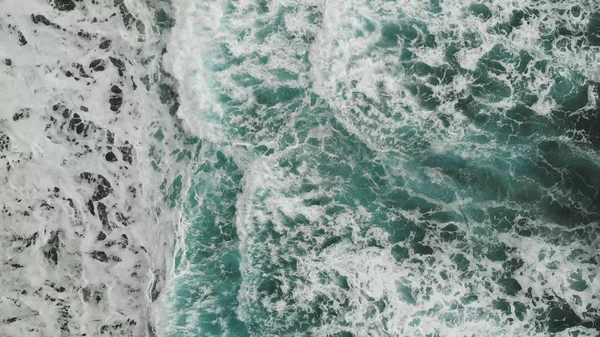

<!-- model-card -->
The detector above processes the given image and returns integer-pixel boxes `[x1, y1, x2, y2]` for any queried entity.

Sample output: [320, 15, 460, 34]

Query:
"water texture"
[167, 0, 600, 336]
[0, 0, 183, 335]
[1, 0, 599, 336]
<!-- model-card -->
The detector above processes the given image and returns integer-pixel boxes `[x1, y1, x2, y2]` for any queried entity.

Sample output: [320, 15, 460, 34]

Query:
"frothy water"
[1, 0, 599, 336]
[1, 0, 183, 335]
[167, 0, 599, 336]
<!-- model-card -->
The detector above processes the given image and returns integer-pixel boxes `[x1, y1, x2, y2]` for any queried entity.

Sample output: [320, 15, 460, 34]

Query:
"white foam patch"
[166, 0, 226, 144]
[0, 0, 184, 336]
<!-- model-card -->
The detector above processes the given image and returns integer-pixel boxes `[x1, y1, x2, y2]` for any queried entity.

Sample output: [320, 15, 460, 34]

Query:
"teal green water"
[167, 1, 600, 336]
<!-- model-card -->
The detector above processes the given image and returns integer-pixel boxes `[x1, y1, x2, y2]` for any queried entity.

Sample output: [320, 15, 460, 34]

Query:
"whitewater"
[1, 0, 599, 336]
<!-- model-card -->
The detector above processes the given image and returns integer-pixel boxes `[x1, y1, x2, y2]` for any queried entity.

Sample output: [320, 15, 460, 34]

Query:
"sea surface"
[1, 0, 599, 336]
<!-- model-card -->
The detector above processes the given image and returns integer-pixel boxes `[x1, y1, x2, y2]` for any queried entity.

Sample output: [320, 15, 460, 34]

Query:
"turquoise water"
[166, 0, 600, 336]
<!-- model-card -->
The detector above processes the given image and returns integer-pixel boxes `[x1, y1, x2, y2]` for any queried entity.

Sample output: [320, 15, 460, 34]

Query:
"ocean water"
[1, 0, 599, 337]
[166, 0, 600, 336]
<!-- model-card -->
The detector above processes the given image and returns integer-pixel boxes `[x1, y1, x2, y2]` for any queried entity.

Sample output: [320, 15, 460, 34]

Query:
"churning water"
[166, 0, 600, 336]
[1, 0, 599, 336]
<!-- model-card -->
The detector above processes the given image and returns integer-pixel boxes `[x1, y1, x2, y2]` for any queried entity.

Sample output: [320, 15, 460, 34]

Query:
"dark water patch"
[539, 300, 583, 333]
[118, 142, 132, 164]
[89, 250, 109, 263]
[148, 270, 162, 302]
[105, 151, 117, 162]
[13, 108, 30, 121]
[468, 3, 492, 21]
[586, 12, 600, 46]
[51, 0, 77, 11]
[42, 231, 60, 265]
[99, 39, 111, 49]
[89, 59, 106, 72]
[17, 30, 27, 46]
[109, 56, 126, 76]
[78, 172, 112, 201]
